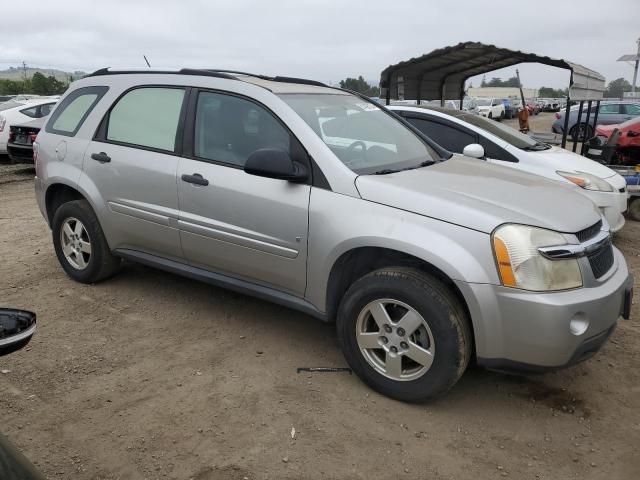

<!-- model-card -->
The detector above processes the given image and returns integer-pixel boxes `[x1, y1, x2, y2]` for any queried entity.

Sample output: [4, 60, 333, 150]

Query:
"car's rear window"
[45, 86, 108, 137]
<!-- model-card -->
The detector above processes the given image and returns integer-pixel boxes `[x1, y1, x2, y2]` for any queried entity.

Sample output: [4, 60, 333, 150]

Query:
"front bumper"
[456, 247, 632, 371]
[576, 188, 628, 233]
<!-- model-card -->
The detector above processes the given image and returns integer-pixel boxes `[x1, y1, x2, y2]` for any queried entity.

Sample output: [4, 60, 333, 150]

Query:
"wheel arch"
[44, 182, 87, 225]
[324, 246, 476, 354]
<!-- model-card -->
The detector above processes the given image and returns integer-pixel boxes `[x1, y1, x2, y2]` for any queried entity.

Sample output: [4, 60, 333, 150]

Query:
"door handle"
[91, 152, 111, 163]
[181, 173, 209, 186]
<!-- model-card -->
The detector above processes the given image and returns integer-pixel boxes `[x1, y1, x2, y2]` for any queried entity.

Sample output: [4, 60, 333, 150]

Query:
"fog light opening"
[569, 313, 589, 336]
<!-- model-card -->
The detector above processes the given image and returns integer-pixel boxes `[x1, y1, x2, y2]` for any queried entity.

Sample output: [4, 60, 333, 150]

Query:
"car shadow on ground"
[104, 260, 589, 417]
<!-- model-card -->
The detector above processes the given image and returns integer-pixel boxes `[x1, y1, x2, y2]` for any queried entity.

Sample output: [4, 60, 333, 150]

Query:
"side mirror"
[244, 148, 308, 182]
[0, 309, 36, 357]
[463, 143, 485, 159]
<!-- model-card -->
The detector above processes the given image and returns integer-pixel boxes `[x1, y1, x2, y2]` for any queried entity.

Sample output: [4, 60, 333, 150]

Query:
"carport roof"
[379, 42, 605, 102]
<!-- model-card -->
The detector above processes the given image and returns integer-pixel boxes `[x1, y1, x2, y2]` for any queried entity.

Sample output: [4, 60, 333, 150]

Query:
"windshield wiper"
[373, 160, 436, 175]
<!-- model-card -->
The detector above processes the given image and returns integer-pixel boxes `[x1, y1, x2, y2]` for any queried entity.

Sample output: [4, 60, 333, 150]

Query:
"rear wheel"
[488, 112, 493, 119]
[337, 268, 472, 402]
[570, 123, 594, 142]
[52, 200, 121, 283]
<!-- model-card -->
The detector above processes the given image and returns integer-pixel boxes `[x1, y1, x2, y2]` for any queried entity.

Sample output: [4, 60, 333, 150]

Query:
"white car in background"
[391, 105, 628, 232]
[472, 98, 505, 120]
[0, 98, 58, 154]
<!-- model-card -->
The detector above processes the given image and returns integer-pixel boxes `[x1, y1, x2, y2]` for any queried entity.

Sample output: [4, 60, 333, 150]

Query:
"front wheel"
[628, 198, 640, 222]
[337, 268, 472, 402]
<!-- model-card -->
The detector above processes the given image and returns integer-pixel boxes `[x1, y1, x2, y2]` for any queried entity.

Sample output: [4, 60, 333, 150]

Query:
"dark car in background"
[7, 118, 43, 164]
[553, 101, 640, 141]
[501, 98, 515, 119]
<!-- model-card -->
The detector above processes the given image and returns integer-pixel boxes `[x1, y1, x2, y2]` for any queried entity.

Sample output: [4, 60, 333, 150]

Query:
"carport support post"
[580, 101, 593, 156]
[572, 101, 584, 153]
[591, 101, 600, 136]
[561, 98, 571, 149]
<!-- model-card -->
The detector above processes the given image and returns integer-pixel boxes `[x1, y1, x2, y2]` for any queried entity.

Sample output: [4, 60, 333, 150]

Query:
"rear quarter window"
[45, 86, 108, 137]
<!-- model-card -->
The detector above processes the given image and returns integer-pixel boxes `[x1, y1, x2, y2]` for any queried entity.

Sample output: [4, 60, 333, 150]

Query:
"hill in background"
[0, 66, 86, 82]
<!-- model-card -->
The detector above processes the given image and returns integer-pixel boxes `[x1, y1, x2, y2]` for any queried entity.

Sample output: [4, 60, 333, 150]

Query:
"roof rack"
[86, 68, 329, 88]
[86, 68, 237, 80]
[202, 69, 328, 87]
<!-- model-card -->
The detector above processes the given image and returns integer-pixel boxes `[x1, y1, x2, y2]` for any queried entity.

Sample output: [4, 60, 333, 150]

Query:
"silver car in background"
[33, 70, 633, 401]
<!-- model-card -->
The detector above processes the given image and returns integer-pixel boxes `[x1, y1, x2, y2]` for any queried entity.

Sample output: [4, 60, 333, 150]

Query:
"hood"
[355, 156, 601, 234]
[595, 124, 617, 135]
[529, 146, 620, 180]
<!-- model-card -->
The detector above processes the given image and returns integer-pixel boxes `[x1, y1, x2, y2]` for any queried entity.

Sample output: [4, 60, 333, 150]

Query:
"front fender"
[305, 188, 499, 313]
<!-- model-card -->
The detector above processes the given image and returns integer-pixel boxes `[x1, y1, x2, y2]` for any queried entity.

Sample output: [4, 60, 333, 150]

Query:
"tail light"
[30, 133, 37, 143]
[555, 113, 561, 119]
[8, 131, 16, 143]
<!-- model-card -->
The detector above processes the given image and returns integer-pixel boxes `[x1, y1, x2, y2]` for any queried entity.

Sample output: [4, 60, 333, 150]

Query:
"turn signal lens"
[493, 236, 516, 287]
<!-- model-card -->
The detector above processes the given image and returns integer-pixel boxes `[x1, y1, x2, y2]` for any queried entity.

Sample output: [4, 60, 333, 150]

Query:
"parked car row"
[552, 101, 640, 141]
[32, 69, 633, 402]
[0, 95, 59, 161]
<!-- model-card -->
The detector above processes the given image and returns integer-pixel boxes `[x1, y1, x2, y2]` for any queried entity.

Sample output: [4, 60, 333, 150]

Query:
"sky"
[1, 0, 639, 90]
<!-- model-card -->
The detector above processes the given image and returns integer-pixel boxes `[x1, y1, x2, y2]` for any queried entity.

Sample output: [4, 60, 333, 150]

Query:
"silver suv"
[34, 69, 633, 401]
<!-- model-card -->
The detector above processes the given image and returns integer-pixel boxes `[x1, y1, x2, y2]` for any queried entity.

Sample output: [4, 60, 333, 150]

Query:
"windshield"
[475, 98, 492, 106]
[460, 113, 550, 150]
[279, 93, 438, 174]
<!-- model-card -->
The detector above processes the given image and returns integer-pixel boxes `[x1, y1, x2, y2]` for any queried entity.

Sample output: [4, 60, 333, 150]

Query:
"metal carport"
[379, 42, 606, 151]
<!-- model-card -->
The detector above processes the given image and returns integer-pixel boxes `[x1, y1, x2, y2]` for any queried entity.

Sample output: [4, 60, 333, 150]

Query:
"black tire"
[570, 123, 594, 142]
[337, 267, 472, 402]
[628, 198, 640, 222]
[52, 199, 120, 283]
[488, 112, 493, 119]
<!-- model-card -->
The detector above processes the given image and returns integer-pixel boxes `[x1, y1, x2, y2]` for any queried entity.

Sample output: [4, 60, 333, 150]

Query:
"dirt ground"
[1, 140, 639, 480]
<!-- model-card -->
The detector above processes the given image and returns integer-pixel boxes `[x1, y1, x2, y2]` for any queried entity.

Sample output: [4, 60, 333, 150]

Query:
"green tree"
[604, 78, 632, 98]
[538, 86, 568, 98]
[31, 72, 49, 94]
[339, 76, 380, 96]
[483, 76, 520, 88]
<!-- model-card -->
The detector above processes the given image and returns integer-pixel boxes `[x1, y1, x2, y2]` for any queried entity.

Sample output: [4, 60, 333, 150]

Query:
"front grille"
[575, 220, 602, 243]
[587, 242, 614, 279]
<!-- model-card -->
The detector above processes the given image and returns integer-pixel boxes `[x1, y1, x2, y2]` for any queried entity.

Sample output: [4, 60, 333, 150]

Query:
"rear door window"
[46, 86, 108, 136]
[20, 106, 39, 118]
[623, 104, 640, 115]
[106, 87, 185, 152]
[406, 117, 476, 153]
[599, 104, 621, 114]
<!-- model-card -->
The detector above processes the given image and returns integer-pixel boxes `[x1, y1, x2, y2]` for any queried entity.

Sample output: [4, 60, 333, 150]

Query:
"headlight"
[557, 171, 614, 192]
[492, 224, 582, 291]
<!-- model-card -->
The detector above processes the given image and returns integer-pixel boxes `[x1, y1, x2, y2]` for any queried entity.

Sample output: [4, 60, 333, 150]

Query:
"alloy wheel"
[60, 217, 92, 270]
[355, 298, 435, 381]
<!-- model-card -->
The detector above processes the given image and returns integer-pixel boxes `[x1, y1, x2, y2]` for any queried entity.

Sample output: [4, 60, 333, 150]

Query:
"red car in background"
[596, 117, 640, 164]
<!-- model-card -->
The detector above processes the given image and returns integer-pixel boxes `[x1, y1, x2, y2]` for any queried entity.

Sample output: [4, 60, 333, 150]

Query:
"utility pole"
[633, 37, 640, 96]
[617, 37, 640, 97]
[22, 61, 27, 81]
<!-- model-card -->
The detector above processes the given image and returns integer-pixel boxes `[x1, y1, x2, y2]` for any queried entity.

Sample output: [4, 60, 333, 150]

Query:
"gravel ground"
[0, 139, 639, 479]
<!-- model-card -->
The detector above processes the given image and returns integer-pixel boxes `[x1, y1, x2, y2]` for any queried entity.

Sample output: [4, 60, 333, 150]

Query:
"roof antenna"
[143, 55, 151, 68]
